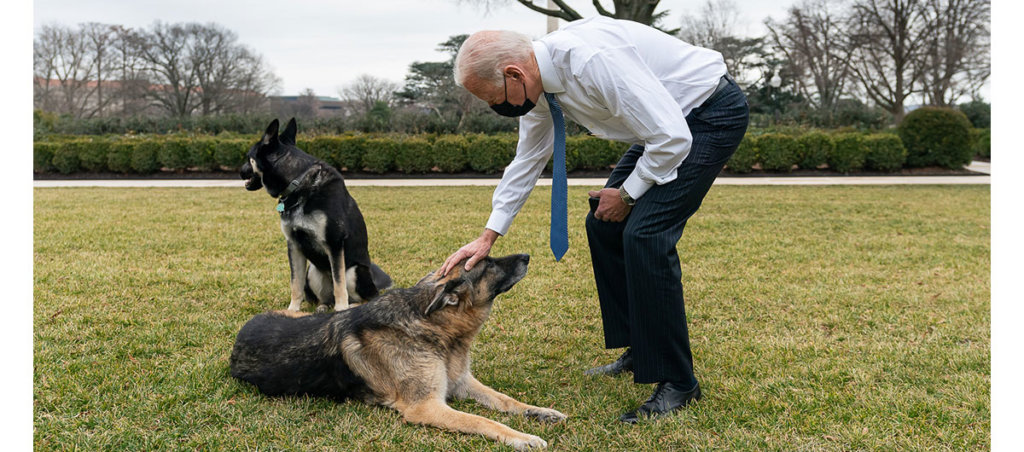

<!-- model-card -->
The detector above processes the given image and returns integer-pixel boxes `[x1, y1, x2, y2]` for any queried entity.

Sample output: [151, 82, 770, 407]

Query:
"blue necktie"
[544, 92, 568, 261]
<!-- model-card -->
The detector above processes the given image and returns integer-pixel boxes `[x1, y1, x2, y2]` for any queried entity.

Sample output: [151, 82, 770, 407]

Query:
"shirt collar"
[533, 40, 565, 94]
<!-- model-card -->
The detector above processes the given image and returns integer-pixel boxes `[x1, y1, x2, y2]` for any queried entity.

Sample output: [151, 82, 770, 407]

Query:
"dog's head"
[240, 118, 316, 197]
[418, 254, 530, 317]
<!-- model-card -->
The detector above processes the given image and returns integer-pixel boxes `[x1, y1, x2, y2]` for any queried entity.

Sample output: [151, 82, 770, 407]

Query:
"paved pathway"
[34, 162, 990, 188]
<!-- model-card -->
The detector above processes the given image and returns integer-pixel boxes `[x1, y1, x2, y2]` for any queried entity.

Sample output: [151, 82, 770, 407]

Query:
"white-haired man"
[440, 16, 749, 423]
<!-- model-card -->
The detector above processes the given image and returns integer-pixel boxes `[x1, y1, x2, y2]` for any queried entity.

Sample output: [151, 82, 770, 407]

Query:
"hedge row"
[725, 131, 908, 174]
[34, 124, 979, 176]
[33, 133, 628, 175]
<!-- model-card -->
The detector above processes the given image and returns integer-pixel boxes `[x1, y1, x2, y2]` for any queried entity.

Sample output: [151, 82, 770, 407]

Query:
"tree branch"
[592, 0, 613, 17]
[514, 0, 581, 21]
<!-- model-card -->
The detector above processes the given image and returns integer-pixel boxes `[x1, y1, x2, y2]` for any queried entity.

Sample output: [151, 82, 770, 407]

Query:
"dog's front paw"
[507, 433, 547, 450]
[315, 304, 331, 314]
[525, 407, 567, 423]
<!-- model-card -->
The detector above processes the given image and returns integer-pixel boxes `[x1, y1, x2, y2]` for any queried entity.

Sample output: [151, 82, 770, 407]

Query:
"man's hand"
[441, 229, 501, 276]
[589, 188, 632, 222]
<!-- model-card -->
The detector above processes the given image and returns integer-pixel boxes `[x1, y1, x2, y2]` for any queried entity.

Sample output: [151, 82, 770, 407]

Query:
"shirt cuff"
[485, 210, 513, 237]
[622, 171, 654, 200]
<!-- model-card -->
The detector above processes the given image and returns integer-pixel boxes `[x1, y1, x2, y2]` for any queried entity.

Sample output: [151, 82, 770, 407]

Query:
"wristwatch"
[618, 186, 636, 206]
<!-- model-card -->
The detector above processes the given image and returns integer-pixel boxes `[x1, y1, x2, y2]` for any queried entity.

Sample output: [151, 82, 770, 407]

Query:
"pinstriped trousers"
[585, 79, 748, 385]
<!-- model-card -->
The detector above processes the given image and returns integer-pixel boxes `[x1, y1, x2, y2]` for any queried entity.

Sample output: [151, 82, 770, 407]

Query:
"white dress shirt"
[485, 16, 727, 236]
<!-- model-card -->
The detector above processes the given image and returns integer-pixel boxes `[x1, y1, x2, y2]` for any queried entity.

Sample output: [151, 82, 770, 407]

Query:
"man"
[441, 16, 749, 423]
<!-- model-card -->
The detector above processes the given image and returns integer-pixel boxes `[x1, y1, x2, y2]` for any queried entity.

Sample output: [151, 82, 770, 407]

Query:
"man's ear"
[262, 119, 280, 146]
[280, 118, 297, 145]
[503, 65, 523, 81]
[424, 282, 459, 316]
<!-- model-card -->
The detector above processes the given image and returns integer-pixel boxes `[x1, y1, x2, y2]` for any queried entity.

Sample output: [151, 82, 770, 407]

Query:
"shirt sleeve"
[577, 47, 693, 200]
[484, 107, 555, 236]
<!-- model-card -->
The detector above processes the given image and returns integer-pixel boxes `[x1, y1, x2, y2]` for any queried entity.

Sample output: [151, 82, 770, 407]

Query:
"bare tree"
[918, 0, 990, 106]
[80, 23, 118, 118]
[455, 0, 676, 31]
[134, 22, 278, 117]
[339, 74, 399, 115]
[137, 22, 200, 117]
[110, 26, 150, 116]
[231, 52, 280, 114]
[677, 0, 764, 84]
[765, 0, 855, 112]
[35, 21, 278, 118]
[188, 23, 237, 116]
[847, 0, 928, 123]
[33, 23, 93, 117]
[678, 0, 741, 47]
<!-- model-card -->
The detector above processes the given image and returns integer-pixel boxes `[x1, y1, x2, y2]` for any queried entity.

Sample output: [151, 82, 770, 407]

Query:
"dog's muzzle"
[240, 161, 263, 191]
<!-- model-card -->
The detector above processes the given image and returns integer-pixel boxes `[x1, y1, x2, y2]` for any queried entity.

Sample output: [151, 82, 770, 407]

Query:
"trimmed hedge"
[757, 133, 799, 172]
[159, 136, 191, 171]
[796, 131, 833, 170]
[51, 143, 81, 174]
[433, 135, 470, 173]
[107, 140, 136, 173]
[362, 137, 399, 174]
[75, 138, 109, 172]
[394, 137, 434, 174]
[864, 134, 907, 172]
[829, 133, 867, 174]
[305, 136, 338, 167]
[726, 135, 758, 173]
[131, 140, 161, 173]
[467, 135, 516, 174]
[34, 142, 58, 173]
[34, 128, 973, 175]
[898, 107, 973, 169]
[971, 128, 990, 159]
[215, 139, 250, 170]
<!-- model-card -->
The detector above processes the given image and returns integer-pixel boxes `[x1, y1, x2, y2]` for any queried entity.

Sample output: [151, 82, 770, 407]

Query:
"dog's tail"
[369, 262, 393, 291]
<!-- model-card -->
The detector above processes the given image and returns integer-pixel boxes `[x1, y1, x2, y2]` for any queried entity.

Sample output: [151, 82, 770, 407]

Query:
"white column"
[547, 0, 559, 33]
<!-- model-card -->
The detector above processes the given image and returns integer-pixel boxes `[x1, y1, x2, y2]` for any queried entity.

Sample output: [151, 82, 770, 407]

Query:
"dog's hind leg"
[328, 247, 350, 311]
[452, 373, 567, 424]
[397, 398, 548, 451]
[287, 243, 308, 311]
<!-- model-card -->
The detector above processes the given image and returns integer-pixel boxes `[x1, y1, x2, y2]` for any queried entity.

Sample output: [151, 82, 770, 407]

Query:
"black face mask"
[490, 77, 535, 117]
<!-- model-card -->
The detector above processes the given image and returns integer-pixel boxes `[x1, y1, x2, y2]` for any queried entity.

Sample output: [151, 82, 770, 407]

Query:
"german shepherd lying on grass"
[230, 254, 566, 450]
[240, 118, 391, 312]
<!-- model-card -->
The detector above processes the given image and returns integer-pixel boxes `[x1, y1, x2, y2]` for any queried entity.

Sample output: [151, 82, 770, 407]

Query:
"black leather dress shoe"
[584, 348, 632, 376]
[619, 381, 702, 424]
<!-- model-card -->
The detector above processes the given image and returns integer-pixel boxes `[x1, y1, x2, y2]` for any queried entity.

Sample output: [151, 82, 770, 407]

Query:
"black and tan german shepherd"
[229, 254, 566, 450]
[240, 118, 391, 312]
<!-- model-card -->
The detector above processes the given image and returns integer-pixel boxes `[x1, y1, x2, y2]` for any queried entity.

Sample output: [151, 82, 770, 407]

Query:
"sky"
[32, 0, 794, 97]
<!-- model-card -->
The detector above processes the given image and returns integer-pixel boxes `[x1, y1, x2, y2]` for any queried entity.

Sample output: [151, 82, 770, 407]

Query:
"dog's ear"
[262, 119, 280, 146]
[280, 118, 297, 145]
[424, 281, 460, 316]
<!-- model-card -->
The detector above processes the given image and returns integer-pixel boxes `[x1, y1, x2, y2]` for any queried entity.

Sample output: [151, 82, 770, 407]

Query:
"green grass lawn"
[34, 185, 990, 450]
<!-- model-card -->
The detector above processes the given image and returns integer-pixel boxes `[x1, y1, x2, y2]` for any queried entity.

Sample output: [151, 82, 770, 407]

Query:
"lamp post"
[768, 74, 782, 123]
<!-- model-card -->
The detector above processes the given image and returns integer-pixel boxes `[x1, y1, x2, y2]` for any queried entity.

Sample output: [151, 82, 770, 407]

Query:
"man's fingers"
[441, 251, 462, 275]
[464, 254, 480, 271]
[588, 190, 599, 197]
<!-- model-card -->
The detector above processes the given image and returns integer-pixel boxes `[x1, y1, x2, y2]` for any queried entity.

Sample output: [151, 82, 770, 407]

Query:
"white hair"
[453, 30, 534, 88]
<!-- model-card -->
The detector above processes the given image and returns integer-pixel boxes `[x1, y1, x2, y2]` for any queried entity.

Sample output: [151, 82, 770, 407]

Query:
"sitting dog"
[229, 254, 566, 450]
[240, 118, 391, 311]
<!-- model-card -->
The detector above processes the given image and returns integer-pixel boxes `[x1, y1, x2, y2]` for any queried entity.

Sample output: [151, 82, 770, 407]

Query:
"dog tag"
[276, 202, 284, 213]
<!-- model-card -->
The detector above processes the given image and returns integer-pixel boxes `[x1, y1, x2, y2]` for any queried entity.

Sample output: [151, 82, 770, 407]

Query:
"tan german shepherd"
[229, 254, 566, 450]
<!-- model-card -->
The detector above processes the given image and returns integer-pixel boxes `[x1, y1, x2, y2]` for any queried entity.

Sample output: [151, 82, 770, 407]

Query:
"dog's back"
[229, 311, 368, 400]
